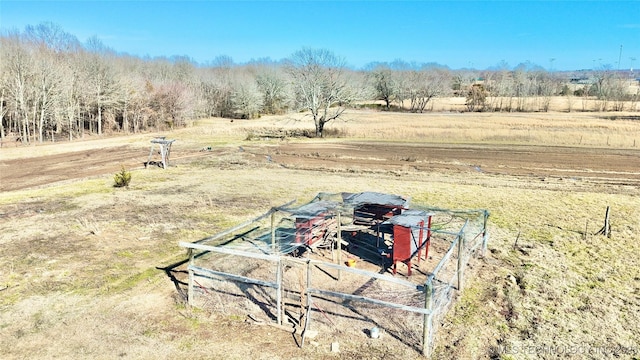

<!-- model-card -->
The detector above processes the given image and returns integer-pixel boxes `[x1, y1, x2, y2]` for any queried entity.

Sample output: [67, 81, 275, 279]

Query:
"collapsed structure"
[178, 192, 489, 357]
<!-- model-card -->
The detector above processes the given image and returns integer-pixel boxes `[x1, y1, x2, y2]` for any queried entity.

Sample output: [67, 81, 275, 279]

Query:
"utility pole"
[618, 45, 623, 70]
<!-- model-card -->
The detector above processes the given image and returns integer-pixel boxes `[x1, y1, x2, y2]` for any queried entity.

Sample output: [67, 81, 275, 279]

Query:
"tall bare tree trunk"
[123, 99, 128, 133]
[97, 103, 102, 135]
[32, 101, 38, 143]
[0, 89, 5, 143]
[66, 100, 74, 141]
[22, 114, 28, 143]
[38, 89, 47, 143]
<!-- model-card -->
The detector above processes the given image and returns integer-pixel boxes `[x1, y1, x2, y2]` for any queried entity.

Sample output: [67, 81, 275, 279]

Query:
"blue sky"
[1, 1, 639, 70]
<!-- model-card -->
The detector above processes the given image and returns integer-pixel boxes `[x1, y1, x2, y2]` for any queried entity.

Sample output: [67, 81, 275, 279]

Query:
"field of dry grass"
[260, 108, 640, 148]
[0, 105, 639, 359]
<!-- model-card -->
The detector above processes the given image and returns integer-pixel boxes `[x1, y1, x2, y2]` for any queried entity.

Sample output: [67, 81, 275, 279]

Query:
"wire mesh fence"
[179, 192, 489, 357]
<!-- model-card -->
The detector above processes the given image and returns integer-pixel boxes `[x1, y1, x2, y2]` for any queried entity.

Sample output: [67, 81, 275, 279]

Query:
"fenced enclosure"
[178, 192, 489, 357]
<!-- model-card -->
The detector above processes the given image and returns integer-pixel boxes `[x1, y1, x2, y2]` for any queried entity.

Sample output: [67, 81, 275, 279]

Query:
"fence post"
[422, 276, 434, 357]
[276, 258, 283, 325]
[271, 211, 276, 252]
[337, 211, 342, 280]
[457, 231, 464, 290]
[482, 210, 489, 256]
[301, 259, 313, 347]
[187, 248, 194, 306]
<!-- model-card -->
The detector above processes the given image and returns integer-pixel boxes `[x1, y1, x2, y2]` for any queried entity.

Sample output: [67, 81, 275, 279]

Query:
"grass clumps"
[113, 166, 132, 188]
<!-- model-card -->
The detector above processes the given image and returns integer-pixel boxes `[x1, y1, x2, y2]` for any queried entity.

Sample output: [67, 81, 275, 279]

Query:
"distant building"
[569, 77, 594, 85]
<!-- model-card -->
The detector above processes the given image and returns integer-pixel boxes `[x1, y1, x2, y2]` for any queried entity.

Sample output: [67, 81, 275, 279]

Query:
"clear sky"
[1, 1, 639, 70]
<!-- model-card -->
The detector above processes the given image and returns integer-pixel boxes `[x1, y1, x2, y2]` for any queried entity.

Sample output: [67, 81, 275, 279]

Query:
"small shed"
[387, 210, 433, 276]
[292, 201, 338, 247]
[343, 192, 410, 226]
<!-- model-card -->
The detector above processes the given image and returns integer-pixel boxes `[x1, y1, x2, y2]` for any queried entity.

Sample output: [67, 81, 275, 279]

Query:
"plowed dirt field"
[2, 141, 639, 191]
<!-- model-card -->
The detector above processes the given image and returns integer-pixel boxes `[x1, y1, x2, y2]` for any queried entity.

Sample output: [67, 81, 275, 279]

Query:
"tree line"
[1, 23, 637, 143]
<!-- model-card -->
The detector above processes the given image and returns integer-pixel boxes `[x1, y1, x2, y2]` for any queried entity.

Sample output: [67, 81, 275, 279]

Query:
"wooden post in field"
[584, 219, 588, 240]
[595, 206, 611, 238]
[187, 248, 194, 306]
[513, 230, 521, 250]
[422, 277, 434, 357]
[337, 211, 342, 280]
[604, 206, 610, 238]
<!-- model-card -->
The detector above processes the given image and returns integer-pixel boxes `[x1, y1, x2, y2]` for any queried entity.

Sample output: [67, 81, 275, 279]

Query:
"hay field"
[0, 108, 639, 359]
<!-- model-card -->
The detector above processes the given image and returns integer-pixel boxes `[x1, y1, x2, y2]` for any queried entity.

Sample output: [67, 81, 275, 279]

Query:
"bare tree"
[82, 36, 120, 135]
[197, 75, 228, 118]
[147, 81, 191, 128]
[630, 87, 639, 112]
[592, 65, 617, 111]
[0, 88, 6, 143]
[466, 83, 488, 112]
[512, 66, 529, 112]
[1, 24, 207, 141]
[201, 56, 235, 118]
[484, 61, 513, 112]
[286, 48, 354, 137]
[452, 70, 478, 97]
[561, 84, 575, 113]
[388, 59, 412, 110]
[231, 71, 263, 119]
[368, 64, 397, 109]
[255, 65, 290, 114]
[607, 74, 628, 111]
[536, 71, 559, 112]
[25, 23, 70, 142]
[407, 67, 450, 113]
[60, 51, 84, 140]
[1, 30, 35, 142]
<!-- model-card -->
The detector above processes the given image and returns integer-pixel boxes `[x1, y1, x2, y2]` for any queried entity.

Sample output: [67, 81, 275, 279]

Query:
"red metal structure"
[388, 210, 433, 276]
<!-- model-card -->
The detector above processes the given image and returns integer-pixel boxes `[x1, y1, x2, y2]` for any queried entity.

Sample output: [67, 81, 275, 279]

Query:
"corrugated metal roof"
[290, 201, 338, 218]
[386, 210, 433, 227]
[342, 191, 410, 208]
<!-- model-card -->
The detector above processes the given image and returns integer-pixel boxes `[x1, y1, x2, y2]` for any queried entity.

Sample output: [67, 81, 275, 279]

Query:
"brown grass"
[0, 108, 639, 359]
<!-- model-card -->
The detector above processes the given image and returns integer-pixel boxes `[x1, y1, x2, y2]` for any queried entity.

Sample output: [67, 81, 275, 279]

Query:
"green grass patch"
[451, 285, 482, 326]
[117, 250, 135, 258]
[0, 179, 114, 205]
[105, 267, 161, 293]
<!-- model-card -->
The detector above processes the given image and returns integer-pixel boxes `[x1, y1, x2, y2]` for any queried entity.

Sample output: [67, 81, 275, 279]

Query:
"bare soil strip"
[252, 142, 640, 183]
[2, 141, 639, 192]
